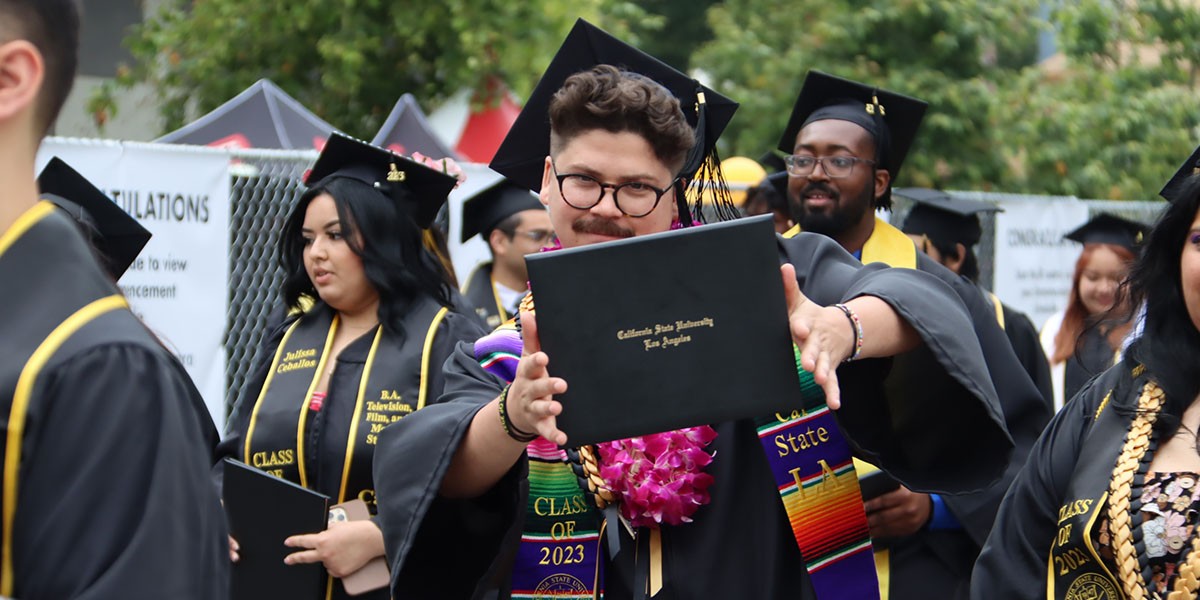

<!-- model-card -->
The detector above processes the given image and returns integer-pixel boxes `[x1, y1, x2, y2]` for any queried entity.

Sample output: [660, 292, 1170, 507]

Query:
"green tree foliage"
[629, 0, 722, 70]
[101, 1, 656, 137]
[696, 0, 1200, 200]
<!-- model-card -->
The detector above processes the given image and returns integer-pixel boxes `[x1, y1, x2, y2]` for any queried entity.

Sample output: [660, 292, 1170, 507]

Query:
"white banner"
[992, 200, 1091, 330]
[36, 139, 231, 428]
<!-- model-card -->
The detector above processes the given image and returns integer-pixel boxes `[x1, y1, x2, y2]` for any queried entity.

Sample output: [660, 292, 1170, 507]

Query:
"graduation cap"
[765, 170, 788, 199]
[460, 177, 544, 243]
[489, 19, 739, 223]
[758, 150, 787, 174]
[896, 188, 1001, 247]
[305, 132, 457, 229]
[777, 71, 928, 208]
[1160, 143, 1200, 202]
[38, 157, 151, 279]
[1063, 213, 1148, 251]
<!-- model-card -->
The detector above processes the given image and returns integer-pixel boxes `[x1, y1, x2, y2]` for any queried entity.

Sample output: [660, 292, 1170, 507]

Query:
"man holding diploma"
[373, 20, 1011, 600]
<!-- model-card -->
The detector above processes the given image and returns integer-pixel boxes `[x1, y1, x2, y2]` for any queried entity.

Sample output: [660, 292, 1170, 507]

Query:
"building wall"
[54, 0, 168, 141]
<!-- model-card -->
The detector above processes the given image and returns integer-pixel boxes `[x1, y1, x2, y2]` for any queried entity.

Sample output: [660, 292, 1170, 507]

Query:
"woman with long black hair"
[219, 133, 485, 600]
[973, 170, 1200, 599]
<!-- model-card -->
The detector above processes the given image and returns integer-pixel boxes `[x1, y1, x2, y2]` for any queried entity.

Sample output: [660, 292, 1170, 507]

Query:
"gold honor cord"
[417, 308, 449, 410]
[242, 320, 303, 469]
[2, 294, 128, 596]
[297, 317, 340, 489]
[489, 274, 507, 321]
[336, 326, 384, 505]
[1109, 382, 1165, 600]
[0, 202, 54, 261]
[988, 292, 1006, 330]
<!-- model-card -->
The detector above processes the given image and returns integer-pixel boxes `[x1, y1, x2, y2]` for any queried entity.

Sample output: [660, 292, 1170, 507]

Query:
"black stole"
[1049, 371, 1143, 599]
[243, 299, 448, 505]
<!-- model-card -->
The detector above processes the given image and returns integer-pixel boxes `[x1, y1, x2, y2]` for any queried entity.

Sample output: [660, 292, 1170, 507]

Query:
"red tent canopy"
[430, 77, 521, 163]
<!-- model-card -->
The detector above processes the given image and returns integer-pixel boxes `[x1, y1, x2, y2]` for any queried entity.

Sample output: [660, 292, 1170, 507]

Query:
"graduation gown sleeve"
[778, 232, 1013, 494]
[14, 314, 229, 599]
[970, 369, 1114, 600]
[372, 342, 525, 600]
[1002, 303, 1055, 412]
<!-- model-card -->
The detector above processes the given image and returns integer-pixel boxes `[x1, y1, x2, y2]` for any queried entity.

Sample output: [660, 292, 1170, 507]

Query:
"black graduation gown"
[372, 231, 1015, 600]
[0, 203, 228, 599]
[970, 364, 1134, 599]
[218, 298, 485, 600]
[878, 271, 1053, 600]
[999, 300, 1054, 412]
[462, 262, 508, 330]
[1063, 325, 1115, 404]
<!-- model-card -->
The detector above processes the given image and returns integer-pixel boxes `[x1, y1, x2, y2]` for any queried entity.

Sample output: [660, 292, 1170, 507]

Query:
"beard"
[788, 181, 875, 238]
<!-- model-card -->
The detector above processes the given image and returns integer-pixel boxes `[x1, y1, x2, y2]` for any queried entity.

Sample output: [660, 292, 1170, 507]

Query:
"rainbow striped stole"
[474, 319, 604, 599]
[754, 347, 879, 599]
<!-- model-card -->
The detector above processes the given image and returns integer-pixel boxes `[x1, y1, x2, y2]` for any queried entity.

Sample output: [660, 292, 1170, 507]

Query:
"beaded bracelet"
[833, 303, 864, 362]
[498, 385, 539, 443]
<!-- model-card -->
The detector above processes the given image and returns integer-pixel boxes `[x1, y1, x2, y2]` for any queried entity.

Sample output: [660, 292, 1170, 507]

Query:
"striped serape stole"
[754, 346, 879, 599]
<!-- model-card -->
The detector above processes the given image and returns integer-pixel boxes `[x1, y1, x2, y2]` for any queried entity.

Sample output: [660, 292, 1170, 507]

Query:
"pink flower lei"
[595, 426, 718, 528]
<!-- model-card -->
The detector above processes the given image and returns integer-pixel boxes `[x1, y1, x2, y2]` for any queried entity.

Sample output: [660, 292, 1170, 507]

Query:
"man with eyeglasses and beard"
[769, 70, 1051, 599]
[460, 177, 555, 329]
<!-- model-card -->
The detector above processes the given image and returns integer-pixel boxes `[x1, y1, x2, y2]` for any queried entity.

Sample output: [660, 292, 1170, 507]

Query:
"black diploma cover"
[525, 215, 805, 446]
[223, 458, 330, 600]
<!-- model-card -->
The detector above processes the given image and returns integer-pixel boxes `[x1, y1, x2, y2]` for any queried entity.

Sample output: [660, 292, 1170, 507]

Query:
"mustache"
[800, 182, 839, 202]
[572, 217, 634, 239]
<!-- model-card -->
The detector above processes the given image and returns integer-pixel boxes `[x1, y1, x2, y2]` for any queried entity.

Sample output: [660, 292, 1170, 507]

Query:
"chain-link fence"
[224, 149, 315, 419]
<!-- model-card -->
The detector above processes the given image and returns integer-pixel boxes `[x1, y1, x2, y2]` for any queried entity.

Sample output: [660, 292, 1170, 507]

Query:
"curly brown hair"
[548, 65, 694, 174]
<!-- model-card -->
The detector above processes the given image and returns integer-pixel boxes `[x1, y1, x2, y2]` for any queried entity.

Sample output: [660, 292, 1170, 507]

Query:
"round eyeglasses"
[551, 161, 676, 218]
[784, 155, 876, 179]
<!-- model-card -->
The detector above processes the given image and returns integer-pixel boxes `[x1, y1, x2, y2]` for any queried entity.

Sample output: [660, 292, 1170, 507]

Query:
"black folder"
[223, 458, 330, 600]
[525, 215, 806, 446]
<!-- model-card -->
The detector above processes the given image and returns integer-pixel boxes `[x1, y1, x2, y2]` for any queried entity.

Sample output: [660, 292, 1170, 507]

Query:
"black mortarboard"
[305, 132, 457, 229]
[489, 19, 739, 223]
[766, 170, 788, 199]
[896, 188, 1001, 247]
[38, 157, 150, 279]
[758, 150, 787, 174]
[460, 176, 544, 243]
[1063, 213, 1147, 251]
[1160, 143, 1200, 202]
[777, 71, 927, 208]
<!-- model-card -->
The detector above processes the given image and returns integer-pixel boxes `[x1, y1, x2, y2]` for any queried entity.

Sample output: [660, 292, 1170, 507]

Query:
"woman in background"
[1041, 213, 1146, 410]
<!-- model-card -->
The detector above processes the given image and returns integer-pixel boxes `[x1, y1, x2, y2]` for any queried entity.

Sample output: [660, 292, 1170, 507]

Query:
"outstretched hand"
[781, 264, 854, 410]
[504, 311, 569, 445]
